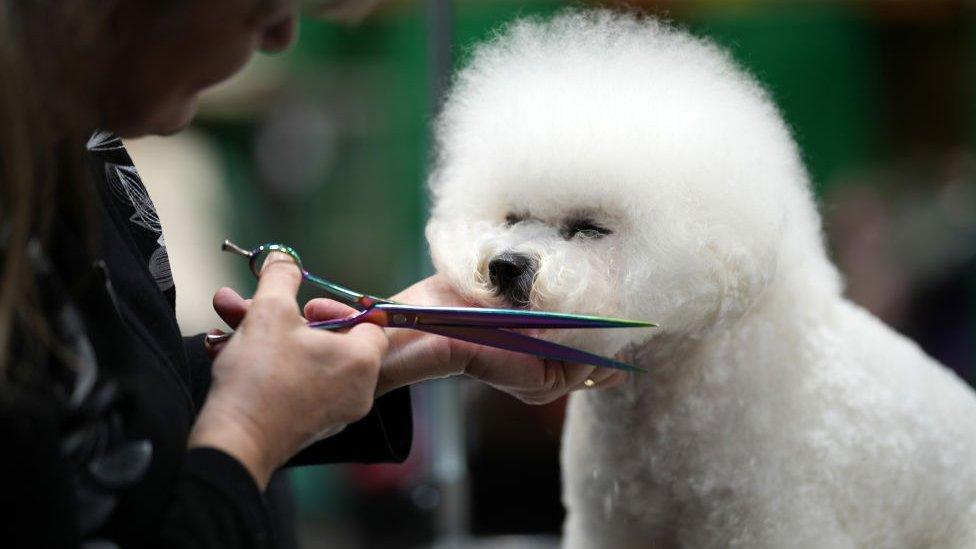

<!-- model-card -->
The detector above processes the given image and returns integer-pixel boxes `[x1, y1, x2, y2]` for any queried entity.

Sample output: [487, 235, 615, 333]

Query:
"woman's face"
[99, 0, 299, 137]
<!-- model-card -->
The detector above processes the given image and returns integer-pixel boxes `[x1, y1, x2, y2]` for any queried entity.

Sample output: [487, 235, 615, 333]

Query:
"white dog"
[425, 10, 976, 548]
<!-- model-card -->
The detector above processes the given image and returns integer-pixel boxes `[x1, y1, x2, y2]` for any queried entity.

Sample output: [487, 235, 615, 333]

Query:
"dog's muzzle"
[488, 252, 537, 307]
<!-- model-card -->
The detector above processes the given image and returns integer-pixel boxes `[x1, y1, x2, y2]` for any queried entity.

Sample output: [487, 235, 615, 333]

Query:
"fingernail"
[204, 329, 229, 354]
[261, 251, 297, 274]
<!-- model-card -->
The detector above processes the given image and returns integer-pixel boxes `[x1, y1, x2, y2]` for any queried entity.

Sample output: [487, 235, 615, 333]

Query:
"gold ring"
[584, 378, 596, 388]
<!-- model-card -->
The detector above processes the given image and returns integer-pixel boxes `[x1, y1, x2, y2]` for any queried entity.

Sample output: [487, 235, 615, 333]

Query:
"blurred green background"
[129, 1, 975, 547]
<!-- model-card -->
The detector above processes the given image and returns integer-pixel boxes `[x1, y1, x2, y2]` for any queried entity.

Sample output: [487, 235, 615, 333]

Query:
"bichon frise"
[425, 10, 976, 548]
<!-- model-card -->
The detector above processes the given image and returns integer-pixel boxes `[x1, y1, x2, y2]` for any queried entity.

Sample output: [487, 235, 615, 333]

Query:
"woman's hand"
[359, 274, 629, 404]
[189, 253, 388, 489]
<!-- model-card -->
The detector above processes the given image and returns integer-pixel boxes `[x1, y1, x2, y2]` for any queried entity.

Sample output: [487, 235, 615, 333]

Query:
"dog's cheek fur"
[704, 229, 780, 326]
[596, 216, 771, 344]
[426, 217, 499, 305]
[531, 241, 631, 354]
[531, 244, 613, 314]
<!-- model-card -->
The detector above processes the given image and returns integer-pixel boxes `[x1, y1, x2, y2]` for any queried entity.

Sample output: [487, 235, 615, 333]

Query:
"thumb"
[213, 287, 251, 329]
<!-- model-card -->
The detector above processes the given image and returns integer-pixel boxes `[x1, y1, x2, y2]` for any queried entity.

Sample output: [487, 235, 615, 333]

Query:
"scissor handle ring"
[248, 243, 306, 279]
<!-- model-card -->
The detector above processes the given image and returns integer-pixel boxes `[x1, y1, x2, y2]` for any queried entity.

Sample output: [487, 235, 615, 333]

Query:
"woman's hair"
[0, 1, 115, 379]
[0, 0, 358, 379]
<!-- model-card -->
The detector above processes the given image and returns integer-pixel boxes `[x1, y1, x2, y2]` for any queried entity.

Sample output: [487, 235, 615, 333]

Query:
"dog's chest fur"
[560, 299, 976, 548]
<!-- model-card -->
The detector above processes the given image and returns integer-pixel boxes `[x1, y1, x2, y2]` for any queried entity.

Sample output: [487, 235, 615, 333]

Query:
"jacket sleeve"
[158, 448, 274, 548]
[0, 397, 273, 548]
[182, 334, 414, 466]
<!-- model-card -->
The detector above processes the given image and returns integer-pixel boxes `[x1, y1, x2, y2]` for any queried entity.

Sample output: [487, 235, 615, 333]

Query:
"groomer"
[0, 1, 627, 547]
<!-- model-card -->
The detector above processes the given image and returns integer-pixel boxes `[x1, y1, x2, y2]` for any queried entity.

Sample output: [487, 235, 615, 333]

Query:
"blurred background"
[127, 0, 975, 547]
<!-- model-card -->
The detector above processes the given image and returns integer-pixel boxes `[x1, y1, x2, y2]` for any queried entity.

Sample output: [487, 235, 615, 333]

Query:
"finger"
[304, 298, 358, 321]
[253, 251, 303, 300]
[213, 287, 251, 329]
[302, 320, 388, 357]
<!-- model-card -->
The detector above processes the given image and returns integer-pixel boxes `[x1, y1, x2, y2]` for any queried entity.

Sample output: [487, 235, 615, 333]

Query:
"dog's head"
[426, 11, 834, 357]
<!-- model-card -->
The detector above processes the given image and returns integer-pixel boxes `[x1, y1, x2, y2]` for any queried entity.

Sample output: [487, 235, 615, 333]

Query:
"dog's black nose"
[488, 252, 537, 306]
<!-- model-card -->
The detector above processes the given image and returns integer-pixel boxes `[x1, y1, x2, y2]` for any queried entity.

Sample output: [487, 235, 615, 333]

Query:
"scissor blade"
[414, 324, 645, 373]
[374, 303, 656, 330]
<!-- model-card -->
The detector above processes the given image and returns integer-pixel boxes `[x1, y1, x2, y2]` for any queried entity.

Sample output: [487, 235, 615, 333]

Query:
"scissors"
[206, 240, 655, 372]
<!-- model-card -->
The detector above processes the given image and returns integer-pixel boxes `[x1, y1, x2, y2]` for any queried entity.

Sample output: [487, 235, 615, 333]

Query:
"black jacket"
[0, 132, 412, 548]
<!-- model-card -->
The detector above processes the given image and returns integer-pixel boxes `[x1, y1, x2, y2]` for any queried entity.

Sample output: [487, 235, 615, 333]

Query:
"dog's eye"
[562, 219, 612, 240]
[505, 212, 527, 226]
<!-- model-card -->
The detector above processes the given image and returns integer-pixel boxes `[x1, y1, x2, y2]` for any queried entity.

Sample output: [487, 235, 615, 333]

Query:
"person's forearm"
[188, 398, 276, 490]
[377, 328, 458, 397]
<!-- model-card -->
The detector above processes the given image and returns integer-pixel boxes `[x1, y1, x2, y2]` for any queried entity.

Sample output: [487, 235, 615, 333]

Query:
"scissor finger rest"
[306, 307, 405, 330]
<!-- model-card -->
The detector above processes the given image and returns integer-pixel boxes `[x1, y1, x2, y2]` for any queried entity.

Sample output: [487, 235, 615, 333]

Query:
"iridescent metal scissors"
[206, 240, 654, 372]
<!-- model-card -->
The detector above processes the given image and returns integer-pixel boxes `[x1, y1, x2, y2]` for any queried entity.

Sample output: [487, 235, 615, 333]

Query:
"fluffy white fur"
[426, 10, 976, 548]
